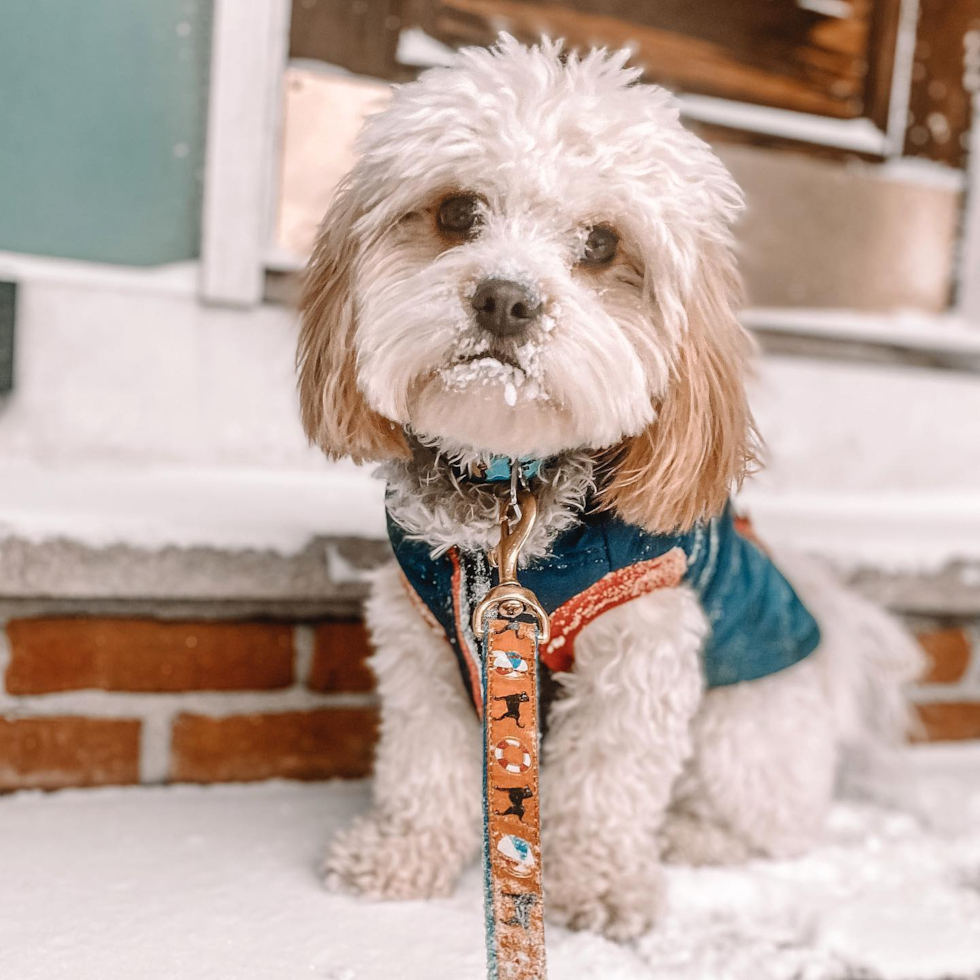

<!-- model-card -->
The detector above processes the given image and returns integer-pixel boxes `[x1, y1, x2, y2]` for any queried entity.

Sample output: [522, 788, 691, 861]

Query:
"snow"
[743, 306, 980, 354]
[440, 354, 546, 407]
[0, 462, 387, 553]
[396, 27, 457, 69]
[2, 744, 980, 980]
[0, 252, 198, 296]
[737, 489, 980, 573]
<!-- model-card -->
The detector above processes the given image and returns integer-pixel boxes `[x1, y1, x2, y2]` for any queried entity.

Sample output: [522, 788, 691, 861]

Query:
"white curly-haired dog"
[297, 37, 922, 940]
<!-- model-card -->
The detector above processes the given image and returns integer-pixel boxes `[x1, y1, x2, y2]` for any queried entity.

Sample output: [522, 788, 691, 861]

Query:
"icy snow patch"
[1, 745, 980, 979]
[0, 462, 388, 553]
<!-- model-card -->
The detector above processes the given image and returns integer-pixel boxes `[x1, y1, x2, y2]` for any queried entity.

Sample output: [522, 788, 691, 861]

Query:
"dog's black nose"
[470, 279, 541, 338]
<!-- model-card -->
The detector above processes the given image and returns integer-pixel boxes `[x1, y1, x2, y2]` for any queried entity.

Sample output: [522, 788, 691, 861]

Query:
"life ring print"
[494, 736, 531, 774]
[491, 650, 528, 679]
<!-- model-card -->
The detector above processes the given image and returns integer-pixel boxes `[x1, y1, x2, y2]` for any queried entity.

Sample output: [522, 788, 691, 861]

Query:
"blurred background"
[0, 0, 979, 791]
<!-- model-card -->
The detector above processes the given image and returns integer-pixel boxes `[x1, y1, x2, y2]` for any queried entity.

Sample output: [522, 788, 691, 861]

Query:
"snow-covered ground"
[2, 744, 980, 980]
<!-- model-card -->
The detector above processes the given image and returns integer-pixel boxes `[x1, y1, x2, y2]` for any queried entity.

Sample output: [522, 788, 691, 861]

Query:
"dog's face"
[299, 38, 758, 532]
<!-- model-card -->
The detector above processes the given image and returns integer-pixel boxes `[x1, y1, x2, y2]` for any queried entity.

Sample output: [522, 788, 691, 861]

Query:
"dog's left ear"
[297, 183, 409, 464]
[598, 242, 760, 533]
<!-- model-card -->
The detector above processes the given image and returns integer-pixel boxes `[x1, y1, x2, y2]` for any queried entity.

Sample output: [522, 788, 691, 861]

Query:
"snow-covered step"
[1, 745, 979, 980]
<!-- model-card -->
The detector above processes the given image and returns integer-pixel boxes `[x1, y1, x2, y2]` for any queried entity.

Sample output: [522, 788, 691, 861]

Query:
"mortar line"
[140, 710, 174, 784]
[0, 687, 378, 718]
[293, 623, 315, 689]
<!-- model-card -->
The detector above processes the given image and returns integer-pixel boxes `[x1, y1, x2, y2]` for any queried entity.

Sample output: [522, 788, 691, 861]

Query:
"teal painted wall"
[0, 1, 212, 266]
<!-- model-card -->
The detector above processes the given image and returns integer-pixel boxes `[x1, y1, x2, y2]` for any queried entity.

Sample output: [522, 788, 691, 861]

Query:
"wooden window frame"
[960, 99, 980, 324]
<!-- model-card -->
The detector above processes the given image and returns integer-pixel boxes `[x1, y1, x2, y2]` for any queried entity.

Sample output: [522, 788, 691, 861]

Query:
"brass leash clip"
[472, 487, 550, 643]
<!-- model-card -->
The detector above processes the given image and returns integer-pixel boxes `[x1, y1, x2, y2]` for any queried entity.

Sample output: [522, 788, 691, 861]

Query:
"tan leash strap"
[482, 616, 546, 980]
[473, 489, 548, 980]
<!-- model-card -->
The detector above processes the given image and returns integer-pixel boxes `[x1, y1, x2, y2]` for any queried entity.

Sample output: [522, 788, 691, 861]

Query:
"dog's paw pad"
[660, 812, 754, 866]
[549, 878, 664, 941]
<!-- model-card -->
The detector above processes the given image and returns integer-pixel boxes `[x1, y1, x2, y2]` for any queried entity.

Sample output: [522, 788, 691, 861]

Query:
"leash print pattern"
[482, 616, 547, 980]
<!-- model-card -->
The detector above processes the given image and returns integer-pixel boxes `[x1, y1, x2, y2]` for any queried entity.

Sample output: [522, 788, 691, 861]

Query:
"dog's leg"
[322, 563, 482, 899]
[542, 586, 705, 940]
[662, 655, 837, 865]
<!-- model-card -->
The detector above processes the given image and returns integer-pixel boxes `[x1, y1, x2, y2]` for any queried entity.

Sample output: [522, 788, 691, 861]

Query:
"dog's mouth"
[441, 355, 525, 388]
[455, 351, 520, 371]
[437, 350, 547, 406]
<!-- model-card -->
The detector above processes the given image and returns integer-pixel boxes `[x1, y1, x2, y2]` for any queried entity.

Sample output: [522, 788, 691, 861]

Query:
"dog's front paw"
[660, 811, 755, 866]
[322, 813, 473, 900]
[545, 839, 665, 941]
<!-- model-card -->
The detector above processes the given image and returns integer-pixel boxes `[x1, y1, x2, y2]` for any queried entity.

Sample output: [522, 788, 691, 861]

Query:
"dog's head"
[298, 36, 758, 533]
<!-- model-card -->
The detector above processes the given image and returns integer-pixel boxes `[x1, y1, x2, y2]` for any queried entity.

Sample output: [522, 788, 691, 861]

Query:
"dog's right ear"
[596, 242, 759, 534]
[298, 183, 409, 463]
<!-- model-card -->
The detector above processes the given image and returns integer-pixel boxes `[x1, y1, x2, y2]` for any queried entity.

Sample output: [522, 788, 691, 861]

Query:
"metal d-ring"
[472, 489, 550, 643]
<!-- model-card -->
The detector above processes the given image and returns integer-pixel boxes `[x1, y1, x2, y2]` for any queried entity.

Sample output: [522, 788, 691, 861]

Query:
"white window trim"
[0, 252, 199, 298]
[743, 307, 980, 351]
[677, 94, 889, 155]
[744, 307, 980, 371]
[199, 0, 292, 307]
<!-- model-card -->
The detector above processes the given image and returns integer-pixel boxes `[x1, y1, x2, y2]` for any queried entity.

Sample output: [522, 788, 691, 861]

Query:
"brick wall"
[0, 614, 976, 791]
[911, 623, 980, 741]
[0, 616, 378, 790]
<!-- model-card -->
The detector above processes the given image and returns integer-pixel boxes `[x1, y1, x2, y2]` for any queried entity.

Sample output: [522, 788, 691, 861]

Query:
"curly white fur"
[542, 585, 705, 938]
[300, 37, 923, 941]
[380, 437, 596, 558]
[323, 564, 482, 898]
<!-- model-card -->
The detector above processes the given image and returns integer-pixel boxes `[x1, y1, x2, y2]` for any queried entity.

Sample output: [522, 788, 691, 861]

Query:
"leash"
[472, 486, 549, 980]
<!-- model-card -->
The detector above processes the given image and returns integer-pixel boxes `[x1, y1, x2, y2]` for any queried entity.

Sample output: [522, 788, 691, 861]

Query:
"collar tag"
[483, 456, 543, 483]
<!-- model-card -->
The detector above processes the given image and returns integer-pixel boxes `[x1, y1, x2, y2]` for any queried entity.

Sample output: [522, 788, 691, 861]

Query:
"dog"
[296, 36, 923, 940]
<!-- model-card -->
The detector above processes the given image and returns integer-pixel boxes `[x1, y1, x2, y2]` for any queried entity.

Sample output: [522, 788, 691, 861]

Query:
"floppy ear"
[597, 244, 760, 533]
[297, 183, 409, 463]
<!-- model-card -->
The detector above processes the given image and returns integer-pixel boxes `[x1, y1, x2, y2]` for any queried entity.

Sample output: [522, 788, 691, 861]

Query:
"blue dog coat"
[389, 499, 820, 716]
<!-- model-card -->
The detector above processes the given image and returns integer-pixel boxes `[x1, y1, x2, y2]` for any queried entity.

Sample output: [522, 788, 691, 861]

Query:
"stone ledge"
[848, 560, 980, 617]
[2, 532, 978, 620]
[0, 534, 390, 619]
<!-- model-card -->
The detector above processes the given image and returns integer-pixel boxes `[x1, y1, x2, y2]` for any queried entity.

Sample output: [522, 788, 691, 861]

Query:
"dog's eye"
[582, 226, 618, 265]
[437, 194, 483, 235]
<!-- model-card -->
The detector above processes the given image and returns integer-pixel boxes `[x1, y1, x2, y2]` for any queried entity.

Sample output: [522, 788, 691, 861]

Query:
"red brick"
[915, 702, 980, 742]
[0, 716, 140, 790]
[916, 628, 972, 684]
[308, 620, 374, 692]
[5, 618, 294, 694]
[169, 708, 378, 783]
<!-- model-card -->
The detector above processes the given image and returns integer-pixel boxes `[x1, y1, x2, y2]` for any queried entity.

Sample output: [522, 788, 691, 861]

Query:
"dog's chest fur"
[380, 440, 596, 559]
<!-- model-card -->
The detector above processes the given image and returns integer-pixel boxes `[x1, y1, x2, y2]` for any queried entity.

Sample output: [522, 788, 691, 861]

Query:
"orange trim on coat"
[541, 547, 688, 672]
[397, 569, 444, 636]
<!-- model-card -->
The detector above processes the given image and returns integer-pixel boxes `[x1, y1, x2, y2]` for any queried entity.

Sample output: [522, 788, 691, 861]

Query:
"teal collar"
[481, 456, 544, 483]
